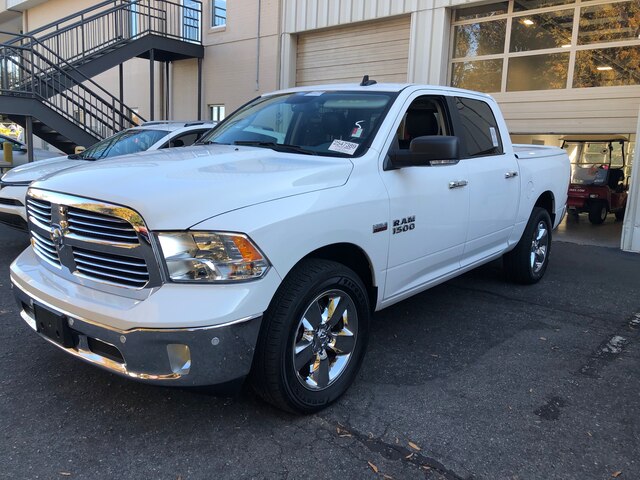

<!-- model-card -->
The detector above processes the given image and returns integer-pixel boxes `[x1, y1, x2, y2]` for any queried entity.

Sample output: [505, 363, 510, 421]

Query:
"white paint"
[600, 335, 627, 355]
[621, 106, 640, 253]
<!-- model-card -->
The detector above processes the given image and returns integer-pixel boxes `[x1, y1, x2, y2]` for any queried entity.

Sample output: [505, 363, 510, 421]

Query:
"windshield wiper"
[198, 140, 229, 145]
[234, 141, 317, 155]
[68, 153, 98, 161]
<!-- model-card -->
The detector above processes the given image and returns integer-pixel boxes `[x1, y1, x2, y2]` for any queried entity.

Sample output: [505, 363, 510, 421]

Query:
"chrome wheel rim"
[530, 221, 549, 274]
[600, 207, 607, 221]
[292, 289, 358, 391]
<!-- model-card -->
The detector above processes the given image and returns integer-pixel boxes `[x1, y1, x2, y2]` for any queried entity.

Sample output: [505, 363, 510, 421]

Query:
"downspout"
[255, 0, 261, 91]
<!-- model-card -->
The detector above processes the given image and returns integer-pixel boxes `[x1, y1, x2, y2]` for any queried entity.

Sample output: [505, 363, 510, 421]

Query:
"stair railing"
[6, 0, 202, 70]
[1, 41, 144, 141]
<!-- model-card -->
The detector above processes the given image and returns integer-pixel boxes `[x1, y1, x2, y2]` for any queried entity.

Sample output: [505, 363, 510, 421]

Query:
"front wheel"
[250, 259, 370, 413]
[588, 202, 607, 224]
[503, 207, 552, 285]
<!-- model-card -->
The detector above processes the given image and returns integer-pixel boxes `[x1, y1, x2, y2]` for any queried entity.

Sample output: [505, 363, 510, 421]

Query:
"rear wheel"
[615, 209, 625, 221]
[588, 202, 607, 224]
[251, 259, 370, 413]
[503, 207, 552, 285]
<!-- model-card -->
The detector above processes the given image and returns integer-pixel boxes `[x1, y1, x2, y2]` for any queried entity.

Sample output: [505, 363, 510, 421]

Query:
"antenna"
[360, 75, 377, 86]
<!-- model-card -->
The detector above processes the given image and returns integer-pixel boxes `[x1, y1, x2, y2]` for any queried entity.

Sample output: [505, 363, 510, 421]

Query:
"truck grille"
[26, 197, 53, 226]
[73, 247, 149, 288]
[67, 206, 139, 244]
[31, 229, 61, 266]
[26, 189, 161, 291]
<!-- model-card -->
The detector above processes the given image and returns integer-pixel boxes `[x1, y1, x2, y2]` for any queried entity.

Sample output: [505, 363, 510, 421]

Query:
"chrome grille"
[26, 197, 53, 226]
[67, 207, 139, 244]
[73, 247, 149, 288]
[31, 229, 61, 266]
[26, 188, 161, 293]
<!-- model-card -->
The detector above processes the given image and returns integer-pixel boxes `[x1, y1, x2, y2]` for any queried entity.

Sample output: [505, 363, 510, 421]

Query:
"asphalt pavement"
[0, 225, 638, 480]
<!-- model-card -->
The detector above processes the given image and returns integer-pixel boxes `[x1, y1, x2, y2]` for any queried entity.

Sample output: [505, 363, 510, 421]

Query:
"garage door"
[296, 16, 411, 86]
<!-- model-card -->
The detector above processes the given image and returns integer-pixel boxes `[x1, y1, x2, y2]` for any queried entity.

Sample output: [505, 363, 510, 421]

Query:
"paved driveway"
[1, 226, 638, 480]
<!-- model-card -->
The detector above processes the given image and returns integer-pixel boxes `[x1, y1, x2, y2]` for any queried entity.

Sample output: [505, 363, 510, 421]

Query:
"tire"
[503, 207, 552, 285]
[588, 202, 607, 224]
[615, 209, 625, 221]
[250, 258, 370, 414]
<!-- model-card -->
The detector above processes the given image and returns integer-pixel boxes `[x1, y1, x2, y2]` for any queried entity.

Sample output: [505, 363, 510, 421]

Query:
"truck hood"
[31, 145, 354, 229]
[2, 155, 83, 183]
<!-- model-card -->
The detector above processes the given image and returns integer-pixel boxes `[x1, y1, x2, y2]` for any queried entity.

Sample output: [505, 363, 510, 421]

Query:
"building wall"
[281, 0, 640, 135]
[172, 0, 281, 119]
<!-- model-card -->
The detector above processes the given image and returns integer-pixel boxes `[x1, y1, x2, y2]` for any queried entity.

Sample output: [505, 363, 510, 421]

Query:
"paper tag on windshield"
[328, 140, 359, 155]
[489, 127, 499, 147]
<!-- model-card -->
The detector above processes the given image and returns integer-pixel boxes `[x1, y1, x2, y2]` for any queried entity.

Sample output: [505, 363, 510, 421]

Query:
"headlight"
[157, 231, 270, 282]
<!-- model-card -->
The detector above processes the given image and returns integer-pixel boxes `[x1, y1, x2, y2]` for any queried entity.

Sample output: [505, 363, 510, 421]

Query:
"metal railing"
[0, 0, 202, 142]
[0, 39, 143, 140]
[6, 0, 202, 69]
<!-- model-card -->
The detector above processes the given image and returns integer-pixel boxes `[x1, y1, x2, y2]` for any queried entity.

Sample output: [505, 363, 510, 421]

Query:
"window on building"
[450, 0, 640, 93]
[212, 0, 227, 27]
[209, 104, 225, 122]
[455, 97, 504, 157]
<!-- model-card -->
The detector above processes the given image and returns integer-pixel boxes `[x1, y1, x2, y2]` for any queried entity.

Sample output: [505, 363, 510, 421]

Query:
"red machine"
[563, 136, 630, 224]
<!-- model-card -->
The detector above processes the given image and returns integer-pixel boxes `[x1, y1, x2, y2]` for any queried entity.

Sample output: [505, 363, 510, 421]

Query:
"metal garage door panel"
[296, 16, 410, 86]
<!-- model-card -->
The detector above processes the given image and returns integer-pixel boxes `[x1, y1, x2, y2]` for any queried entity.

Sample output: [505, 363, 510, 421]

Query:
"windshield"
[75, 128, 169, 160]
[565, 141, 625, 186]
[199, 91, 397, 157]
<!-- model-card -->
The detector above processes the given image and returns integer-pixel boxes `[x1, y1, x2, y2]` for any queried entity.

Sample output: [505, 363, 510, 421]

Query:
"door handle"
[505, 171, 518, 179]
[449, 180, 468, 189]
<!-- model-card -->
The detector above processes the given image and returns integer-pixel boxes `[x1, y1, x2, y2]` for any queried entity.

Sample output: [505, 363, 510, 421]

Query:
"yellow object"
[74, 146, 86, 154]
[3, 142, 12, 164]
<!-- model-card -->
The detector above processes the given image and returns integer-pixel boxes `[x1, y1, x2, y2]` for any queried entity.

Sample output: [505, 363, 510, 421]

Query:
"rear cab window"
[454, 97, 503, 158]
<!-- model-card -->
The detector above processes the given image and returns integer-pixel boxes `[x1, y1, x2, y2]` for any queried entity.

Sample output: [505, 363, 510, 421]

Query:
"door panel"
[382, 162, 470, 300]
[462, 154, 520, 266]
[380, 93, 469, 301]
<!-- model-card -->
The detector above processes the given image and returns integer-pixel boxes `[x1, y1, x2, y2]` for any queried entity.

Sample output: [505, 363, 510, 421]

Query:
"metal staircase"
[0, 0, 203, 154]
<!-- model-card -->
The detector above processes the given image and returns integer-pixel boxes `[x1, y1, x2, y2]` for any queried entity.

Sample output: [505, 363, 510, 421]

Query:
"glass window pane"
[451, 59, 503, 92]
[510, 10, 574, 52]
[514, 0, 573, 12]
[453, 20, 506, 58]
[573, 47, 640, 88]
[454, 2, 509, 21]
[454, 97, 503, 157]
[579, 2, 640, 45]
[507, 53, 569, 91]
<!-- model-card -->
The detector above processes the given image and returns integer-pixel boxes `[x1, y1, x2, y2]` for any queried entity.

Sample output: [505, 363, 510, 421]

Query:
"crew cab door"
[380, 94, 469, 302]
[452, 96, 520, 267]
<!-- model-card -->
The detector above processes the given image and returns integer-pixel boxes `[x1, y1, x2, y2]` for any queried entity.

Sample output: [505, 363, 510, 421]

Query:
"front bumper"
[10, 247, 282, 386]
[0, 184, 29, 231]
[13, 283, 263, 386]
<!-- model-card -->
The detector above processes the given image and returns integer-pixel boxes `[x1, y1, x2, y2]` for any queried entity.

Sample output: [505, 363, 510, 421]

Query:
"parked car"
[10, 81, 570, 413]
[564, 136, 630, 224]
[0, 121, 216, 230]
[0, 133, 60, 164]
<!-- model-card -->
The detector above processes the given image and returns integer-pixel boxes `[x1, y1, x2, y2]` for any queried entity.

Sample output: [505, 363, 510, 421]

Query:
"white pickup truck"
[10, 82, 570, 413]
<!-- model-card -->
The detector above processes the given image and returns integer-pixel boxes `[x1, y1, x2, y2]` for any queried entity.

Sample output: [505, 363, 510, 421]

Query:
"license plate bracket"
[34, 304, 75, 348]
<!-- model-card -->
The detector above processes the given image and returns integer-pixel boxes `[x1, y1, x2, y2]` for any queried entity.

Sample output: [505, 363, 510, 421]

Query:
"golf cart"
[563, 136, 630, 224]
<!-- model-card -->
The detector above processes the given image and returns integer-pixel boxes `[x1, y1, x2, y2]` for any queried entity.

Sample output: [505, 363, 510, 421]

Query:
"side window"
[393, 96, 449, 150]
[454, 97, 503, 157]
[170, 131, 204, 147]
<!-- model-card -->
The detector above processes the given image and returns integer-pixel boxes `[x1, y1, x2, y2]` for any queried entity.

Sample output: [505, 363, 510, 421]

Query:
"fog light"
[589, 194, 599, 198]
[167, 344, 191, 375]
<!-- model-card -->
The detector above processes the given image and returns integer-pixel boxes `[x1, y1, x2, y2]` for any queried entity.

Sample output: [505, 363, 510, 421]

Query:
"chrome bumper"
[13, 284, 262, 386]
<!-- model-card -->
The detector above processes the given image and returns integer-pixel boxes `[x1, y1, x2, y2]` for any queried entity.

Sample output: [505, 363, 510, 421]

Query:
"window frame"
[450, 96, 505, 159]
[449, 0, 640, 93]
[211, 0, 227, 28]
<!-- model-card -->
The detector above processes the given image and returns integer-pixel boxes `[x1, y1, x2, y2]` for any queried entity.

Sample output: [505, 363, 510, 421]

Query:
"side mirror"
[386, 136, 460, 169]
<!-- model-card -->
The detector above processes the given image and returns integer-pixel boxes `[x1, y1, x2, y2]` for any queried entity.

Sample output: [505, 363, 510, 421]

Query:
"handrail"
[0, 0, 202, 144]
[3, 0, 121, 43]
[1, 44, 141, 139]
[0, 31, 143, 126]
